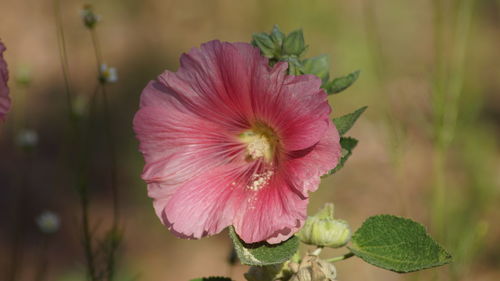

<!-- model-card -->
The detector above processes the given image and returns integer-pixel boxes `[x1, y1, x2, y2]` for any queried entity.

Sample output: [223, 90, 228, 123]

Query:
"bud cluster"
[251, 25, 307, 75]
[252, 26, 359, 94]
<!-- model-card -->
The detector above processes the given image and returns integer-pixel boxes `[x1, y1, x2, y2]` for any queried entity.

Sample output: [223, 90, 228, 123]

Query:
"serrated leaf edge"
[348, 215, 452, 273]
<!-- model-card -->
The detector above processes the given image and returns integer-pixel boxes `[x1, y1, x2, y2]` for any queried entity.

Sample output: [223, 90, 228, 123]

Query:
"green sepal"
[189, 277, 232, 281]
[283, 29, 307, 57]
[349, 215, 453, 273]
[333, 106, 367, 136]
[329, 137, 358, 175]
[270, 25, 285, 48]
[326, 70, 360, 94]
[252, 33, 277, 58]
[302, 55, 330, 84]
[228, 226, 299, 266]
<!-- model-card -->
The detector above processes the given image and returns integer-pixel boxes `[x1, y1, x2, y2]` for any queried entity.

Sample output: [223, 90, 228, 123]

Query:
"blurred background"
[0, 0, 499, 280]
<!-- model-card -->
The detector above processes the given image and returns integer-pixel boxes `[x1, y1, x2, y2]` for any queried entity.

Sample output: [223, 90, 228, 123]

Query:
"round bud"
[297, 203, 351, 248]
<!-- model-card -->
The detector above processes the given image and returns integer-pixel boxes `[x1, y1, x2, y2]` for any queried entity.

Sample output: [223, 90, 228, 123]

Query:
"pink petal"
[161, 164, 250, 239]
[0, 41, 10, 122]
[247, 65, 332, 151]
[271, 75, 332, 151]
[233, 173, 308, 244]
[169, 41, 267, 128]
[285, 121, 342, 196]
[133, 105, 244, 184]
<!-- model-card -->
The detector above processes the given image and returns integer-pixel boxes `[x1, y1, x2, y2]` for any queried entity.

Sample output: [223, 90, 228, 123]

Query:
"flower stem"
[89, 24, 119, 231]
[53, 1, 97, 280]
[88, 20, 121, 281]
[53, 0, 74, 121]
[311, 246, 323, 256]
[325, 252, 355, 263]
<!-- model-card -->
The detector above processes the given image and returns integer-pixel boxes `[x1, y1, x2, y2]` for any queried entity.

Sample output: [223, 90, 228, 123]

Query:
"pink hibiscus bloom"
[0, 41, 10, 122]
[133, 40, 341, 244]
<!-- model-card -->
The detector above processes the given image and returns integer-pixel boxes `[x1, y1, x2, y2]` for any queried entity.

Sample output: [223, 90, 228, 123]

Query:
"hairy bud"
[297, 203, 351, 248]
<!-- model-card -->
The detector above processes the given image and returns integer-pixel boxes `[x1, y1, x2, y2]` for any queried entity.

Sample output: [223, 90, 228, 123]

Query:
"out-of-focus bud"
[81, 4, 101, 29]
[99, 64, 118, 84]
[289, 255, 336, 281]
[15, 65, 32, 87]
[297, 203, 351, 248]
[36, 211, 60, 234]
[73, 94, 89, 118]
[252, 32, 277, 58]
[15, 129, 38, 149]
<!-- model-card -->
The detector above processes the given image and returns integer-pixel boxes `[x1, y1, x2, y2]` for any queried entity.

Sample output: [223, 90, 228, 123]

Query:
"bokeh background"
[1, 0, 499, 280]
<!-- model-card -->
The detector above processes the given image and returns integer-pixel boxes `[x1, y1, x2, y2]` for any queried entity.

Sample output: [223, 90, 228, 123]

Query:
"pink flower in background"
[0, 41, 10, 122]
[133, 41, 341, 244]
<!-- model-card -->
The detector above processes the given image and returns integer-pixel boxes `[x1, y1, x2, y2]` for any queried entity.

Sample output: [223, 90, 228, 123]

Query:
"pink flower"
[0, 41, 10, 122]
[133, 41, 341, 244]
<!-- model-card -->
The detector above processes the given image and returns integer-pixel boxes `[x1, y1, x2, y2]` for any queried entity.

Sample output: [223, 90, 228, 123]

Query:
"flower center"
[239, 123, 278, 162]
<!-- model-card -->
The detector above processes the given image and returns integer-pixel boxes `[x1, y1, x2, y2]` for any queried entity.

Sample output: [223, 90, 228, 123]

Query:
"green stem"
[311, 246, 323, 256]
[88, 23, 120, 281]
[325, 252, 355, 263]
[53, 1, 97, 280]
[89, 27, 119, 230]
[53, 0, 74, 121]
[430, 0, 474, 242]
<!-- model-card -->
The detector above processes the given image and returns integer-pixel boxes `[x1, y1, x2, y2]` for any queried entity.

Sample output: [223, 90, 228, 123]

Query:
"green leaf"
[333, 106, 367, 136]
[244, 264, 284, 281]
[189, 277, 232, 281]
[326, 70, 360, 94]
[252, 33, 276, 58]
[329, 137, 358, 175]
[283, 29, 306, 56]
[228, 226, 299, 266]
[349, 215, 452, 273]
[302, 55, 330, 84]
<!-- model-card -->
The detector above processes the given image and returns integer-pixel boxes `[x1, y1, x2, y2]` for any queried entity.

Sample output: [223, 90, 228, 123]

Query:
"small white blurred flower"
[15, 129, 38, 148]
[99, 64, 118, 84]
[36, 211, 60, 234]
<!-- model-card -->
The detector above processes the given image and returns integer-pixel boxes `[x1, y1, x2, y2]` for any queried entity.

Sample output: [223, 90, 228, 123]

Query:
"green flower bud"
[270, 25, 285, 47]
[302, 55, 330, 84]
[297, 203, 351, 248]
[283, 29, 307, 57]
[252, 33, 277, 58]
